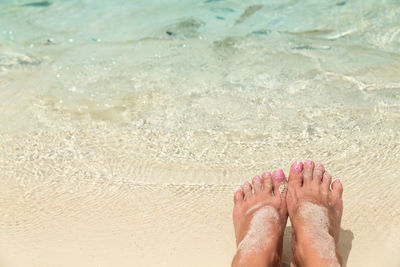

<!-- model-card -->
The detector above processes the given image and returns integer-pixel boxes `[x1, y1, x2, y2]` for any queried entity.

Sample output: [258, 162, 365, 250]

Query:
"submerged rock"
[209, 7, 236, 13]
[235, 5, 263, 25]
[164, 18, 205, 39]
[44, 38, 56, 45]
[22, 1, 52, 7]
[0, 52, 41, 72]
[212, 36, 242, 60]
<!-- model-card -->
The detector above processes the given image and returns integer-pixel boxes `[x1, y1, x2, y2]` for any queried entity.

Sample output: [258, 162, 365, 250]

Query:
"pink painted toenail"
[291, 161, 303, 173]
[265, 171, 271, 176]
[253, 175, 261, 181]
[305, 160, 313, 165]
[273, 169, 285, 181]
[236, 188, 242, 193]
[317, 163, 324, 168]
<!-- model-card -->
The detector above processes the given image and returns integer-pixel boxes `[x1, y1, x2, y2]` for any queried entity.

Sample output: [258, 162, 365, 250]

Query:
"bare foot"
[287, 161, 343, 267]
[232, 170, 288, 267]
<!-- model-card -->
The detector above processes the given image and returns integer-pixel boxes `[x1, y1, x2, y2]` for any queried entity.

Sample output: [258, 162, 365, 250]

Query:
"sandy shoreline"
[1, 129, 400, 266]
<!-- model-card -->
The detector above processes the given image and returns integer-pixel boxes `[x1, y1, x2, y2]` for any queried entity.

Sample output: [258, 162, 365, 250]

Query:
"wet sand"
[1, 126, 399, 266]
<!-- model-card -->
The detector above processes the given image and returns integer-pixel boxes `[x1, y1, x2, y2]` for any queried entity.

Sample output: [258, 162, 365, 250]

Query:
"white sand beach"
[1, 0, 400, 266]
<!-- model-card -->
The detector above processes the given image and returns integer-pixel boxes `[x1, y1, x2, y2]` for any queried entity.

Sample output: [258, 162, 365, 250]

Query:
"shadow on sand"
[282, 227, 354, 267]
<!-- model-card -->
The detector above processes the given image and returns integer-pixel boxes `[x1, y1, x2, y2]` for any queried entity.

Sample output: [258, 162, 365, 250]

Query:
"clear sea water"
[0, 0, 400, 266]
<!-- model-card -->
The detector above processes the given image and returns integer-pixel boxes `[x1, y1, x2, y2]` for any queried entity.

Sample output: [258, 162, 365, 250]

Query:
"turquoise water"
[1, 1, 400, 266]
[1, 0, 400, 134]
[1, 0, 399, 167]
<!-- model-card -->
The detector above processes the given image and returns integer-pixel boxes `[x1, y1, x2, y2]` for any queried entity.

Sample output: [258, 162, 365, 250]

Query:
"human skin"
[232, 170, 288, 267]
[287, 161, 343, 267]
[231, 161, 343, 267]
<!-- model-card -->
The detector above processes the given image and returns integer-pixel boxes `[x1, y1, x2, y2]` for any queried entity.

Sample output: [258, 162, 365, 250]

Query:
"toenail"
[305, 160, 313, 165]
[291, 161, 303, 173]
[317, 163, 324, 168]
[254, 175, 261, 181]
[236, 188, 242, 193]
[273, 169, 285, 181]
[263, 171, 271, 177]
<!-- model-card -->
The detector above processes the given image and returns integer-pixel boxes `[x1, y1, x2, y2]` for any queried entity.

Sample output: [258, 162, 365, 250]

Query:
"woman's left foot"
[232, 170, 288, 267]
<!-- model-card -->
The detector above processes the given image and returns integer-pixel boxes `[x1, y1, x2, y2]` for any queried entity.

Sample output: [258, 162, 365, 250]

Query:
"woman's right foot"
[287, 160, 343, 267]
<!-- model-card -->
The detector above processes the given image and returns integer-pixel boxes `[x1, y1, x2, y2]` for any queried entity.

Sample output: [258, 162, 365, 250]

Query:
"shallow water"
[1, 0, 400, 266]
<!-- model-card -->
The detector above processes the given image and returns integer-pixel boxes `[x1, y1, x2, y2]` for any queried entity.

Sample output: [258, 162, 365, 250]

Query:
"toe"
[252, 175, 263, 194]
[303, 160, 314, 185]
[288, 161, 304, 188]
[242, 181, 253, 200]
[330, 179, 343, 204]
[321, 171, 332, 195]
[234, 188, 244, 204]
[261, 172, 273, 195]
[312, 163, 325, 185]
[272, 169, 288, 197]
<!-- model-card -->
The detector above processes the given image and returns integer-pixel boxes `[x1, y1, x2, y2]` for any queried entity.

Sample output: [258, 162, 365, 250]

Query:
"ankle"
[232, 248, 281, 267]
[294, 231, 341, 267]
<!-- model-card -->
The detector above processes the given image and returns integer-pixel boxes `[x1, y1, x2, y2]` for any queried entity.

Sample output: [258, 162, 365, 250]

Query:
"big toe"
[288, 161, 304, 188]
